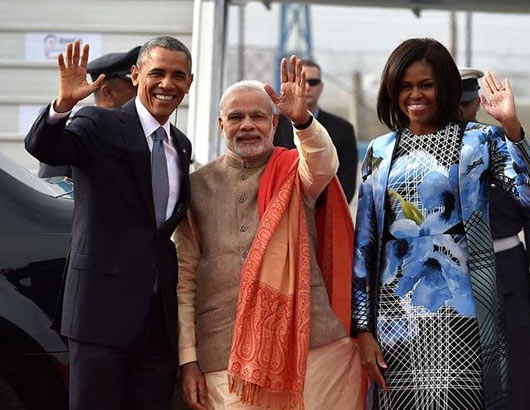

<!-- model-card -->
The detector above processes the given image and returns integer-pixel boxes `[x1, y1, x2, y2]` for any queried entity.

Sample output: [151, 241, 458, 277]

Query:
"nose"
[159, 74, 173, 89]
[240, 114, 256, 131]
[410, 86, 422, 99]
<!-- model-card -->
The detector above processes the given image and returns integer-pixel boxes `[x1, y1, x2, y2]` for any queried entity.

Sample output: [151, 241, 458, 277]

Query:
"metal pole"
[209, 0, 228, 160]
[465, 12, 472, 67]
[449, 11, 457, 62]
[237, 4, 245, 81]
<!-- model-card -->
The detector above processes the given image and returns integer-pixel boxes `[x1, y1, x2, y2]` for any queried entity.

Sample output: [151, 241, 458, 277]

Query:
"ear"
[272, 114, 279, 134]
[218, 116, 224, 133]
[185, 73, 194, 94]
[100, 83, 113, 100]
[131, 65, 139, 87]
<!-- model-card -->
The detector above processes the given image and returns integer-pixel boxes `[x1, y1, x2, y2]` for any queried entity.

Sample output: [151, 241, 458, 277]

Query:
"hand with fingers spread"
[55, 40, 105, 113]
[358, 332, 388, 391]
[480, 71, 522, 141]
[181, 361, 207, 410]
[264, 55, 310, 126]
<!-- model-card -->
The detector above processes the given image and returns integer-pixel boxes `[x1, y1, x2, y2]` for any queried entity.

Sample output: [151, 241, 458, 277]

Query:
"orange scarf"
[228, 147, 354, 409]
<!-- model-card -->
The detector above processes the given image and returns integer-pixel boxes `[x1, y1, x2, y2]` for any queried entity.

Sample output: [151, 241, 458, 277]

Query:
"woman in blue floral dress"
[353, 38, 530, 410]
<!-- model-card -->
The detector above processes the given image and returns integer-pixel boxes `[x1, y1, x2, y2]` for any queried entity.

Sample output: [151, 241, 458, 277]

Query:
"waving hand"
[264, 55, 310, 126]
[55, 40, 105, 112]
[480, 71, 522, 141]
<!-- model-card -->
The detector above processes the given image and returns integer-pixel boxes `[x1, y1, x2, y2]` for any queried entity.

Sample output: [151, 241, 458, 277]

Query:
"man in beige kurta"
[176, 57, 362, 410]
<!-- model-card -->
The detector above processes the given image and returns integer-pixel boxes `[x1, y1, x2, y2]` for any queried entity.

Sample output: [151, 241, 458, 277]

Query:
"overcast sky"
[226, 4, 530, 99]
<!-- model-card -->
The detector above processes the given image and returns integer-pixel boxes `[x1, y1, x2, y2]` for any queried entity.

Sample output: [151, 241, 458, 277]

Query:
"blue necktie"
[151, 127, 169, 229]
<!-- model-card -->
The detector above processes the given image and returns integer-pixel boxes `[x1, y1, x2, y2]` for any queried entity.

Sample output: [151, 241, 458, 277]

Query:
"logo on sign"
[43, 34, 83, 59]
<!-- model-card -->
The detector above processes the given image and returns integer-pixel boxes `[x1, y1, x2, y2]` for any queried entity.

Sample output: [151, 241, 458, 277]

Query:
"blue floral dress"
[377, 123, 484, 409]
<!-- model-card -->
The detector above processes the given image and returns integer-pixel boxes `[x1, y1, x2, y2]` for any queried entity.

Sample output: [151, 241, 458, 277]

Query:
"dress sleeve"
[488, 126, 530, 206]
[352, 141, 377, 334]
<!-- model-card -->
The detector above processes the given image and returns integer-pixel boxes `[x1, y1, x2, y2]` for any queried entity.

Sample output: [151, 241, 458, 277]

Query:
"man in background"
[38, 46, 140, 178]
[273, 59, 358, 202]
[460, 67, 530, 410]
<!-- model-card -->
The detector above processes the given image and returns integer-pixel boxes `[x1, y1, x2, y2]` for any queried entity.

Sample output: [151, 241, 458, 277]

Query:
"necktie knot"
[153, 127, 166, 144]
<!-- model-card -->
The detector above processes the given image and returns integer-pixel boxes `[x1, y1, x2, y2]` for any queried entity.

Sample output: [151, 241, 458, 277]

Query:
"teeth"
[154, 94, 174, 101]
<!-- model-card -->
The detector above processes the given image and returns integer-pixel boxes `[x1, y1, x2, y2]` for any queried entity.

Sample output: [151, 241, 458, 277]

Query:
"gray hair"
[136, 36, 192, 73]
[219, 80, 276, 115]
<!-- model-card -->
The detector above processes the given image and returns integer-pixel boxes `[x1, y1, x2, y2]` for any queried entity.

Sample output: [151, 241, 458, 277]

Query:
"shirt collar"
[135, 96, 171, 140]
[225, 148, 272, 169]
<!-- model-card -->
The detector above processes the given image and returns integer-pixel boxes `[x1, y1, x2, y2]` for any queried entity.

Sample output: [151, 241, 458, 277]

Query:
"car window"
[0, 152, 73, 199]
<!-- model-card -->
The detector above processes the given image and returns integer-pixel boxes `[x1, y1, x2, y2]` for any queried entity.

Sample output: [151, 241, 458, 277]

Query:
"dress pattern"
[353, 122, 530, 410]
[377, 123, 484, 409]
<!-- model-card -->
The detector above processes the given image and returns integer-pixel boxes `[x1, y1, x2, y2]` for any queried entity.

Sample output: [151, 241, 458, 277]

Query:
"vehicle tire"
[0, 378, 27, 410]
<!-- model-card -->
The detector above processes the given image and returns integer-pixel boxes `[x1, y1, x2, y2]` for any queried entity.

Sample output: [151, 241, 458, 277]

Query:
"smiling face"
[218, 89, 277, 161]
[131, 47, 193, 124]
[398, 59, 439, 135]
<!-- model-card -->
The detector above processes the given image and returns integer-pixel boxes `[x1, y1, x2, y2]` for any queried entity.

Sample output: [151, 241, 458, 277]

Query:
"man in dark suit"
[38, 45, 141, 179]
[25, 36, 193, 410]
[273, 59, 358, 202]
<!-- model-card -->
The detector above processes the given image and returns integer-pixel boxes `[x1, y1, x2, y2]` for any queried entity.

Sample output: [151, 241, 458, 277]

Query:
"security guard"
[38, 46, 140, 178]
[460, 67, 530, 410]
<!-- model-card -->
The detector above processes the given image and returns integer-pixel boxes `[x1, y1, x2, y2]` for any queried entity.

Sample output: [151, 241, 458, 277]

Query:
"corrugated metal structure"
[0, 0, 193, 172]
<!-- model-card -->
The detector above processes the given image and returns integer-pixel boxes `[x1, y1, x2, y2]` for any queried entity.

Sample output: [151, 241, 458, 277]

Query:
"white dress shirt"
[48, 98, 181, 221]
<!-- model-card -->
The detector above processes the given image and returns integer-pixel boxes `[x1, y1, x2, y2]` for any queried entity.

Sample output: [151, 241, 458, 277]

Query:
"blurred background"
[2, 0, 530, 172]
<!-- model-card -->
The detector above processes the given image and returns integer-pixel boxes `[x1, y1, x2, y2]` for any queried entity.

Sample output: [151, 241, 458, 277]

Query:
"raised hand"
[264, 55, 310, 126]
[55, 40, 105, 112]
[480, 71, 522, 141]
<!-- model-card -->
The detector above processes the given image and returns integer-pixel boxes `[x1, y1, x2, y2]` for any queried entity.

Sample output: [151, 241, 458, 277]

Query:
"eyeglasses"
[306, 78, 321, 87]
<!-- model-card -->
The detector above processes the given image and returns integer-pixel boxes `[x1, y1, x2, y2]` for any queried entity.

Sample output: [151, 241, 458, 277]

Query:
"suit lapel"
[118, 100, 156, 223]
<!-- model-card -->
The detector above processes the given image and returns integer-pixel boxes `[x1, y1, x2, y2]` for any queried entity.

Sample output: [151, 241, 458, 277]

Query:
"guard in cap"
[458, 67, 484, 122]
[39, 46, 140, 178]
[459, 66, 530, 410]
[87, 46, 140, 109]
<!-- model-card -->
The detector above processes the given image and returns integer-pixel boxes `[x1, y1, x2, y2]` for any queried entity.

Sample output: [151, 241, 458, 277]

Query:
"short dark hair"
[301, 59, 321, 76]
[377, 38, 462, 131]
[137, 36, 192, 73]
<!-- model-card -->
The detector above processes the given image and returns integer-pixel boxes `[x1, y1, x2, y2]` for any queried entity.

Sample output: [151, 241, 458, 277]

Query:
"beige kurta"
[175, 119, 362, 408]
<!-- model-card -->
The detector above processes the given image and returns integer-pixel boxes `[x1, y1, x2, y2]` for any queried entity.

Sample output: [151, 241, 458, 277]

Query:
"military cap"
[459, 67, 484, 102]
[87, 46, 141, 82]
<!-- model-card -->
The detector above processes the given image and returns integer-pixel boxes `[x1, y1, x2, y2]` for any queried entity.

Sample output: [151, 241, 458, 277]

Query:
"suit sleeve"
[336, 121, 358, 203]
[25, 104, 99, 169]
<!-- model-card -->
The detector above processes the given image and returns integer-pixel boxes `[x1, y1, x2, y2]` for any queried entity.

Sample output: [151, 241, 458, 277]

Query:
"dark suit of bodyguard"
[25, 37, 193, 410]
[272, 60, 358, 203]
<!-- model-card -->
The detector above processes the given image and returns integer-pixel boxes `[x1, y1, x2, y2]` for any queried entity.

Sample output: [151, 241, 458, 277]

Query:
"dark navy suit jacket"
[25, 99, 191, 350]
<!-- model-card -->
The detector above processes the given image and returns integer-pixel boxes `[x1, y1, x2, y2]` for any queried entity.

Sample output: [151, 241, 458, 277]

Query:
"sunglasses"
[306, 78, 322, 87]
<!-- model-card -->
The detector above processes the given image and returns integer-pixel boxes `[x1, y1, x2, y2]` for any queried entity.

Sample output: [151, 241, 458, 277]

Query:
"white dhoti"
[204, 337, 363, 410]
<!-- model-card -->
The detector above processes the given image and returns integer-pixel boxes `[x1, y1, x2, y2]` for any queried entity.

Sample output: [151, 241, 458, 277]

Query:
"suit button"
[241, 250, 248, 259]
[240, 174, 248, 180]
[239, 195, 246, 203]
[240, 225, 248, 232]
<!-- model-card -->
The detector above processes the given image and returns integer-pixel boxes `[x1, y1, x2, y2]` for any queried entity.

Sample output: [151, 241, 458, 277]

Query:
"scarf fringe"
[228, 375, 305, 410]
